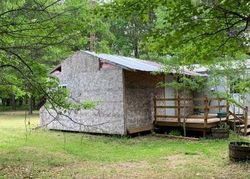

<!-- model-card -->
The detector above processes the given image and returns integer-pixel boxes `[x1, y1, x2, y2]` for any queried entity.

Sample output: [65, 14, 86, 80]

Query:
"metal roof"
[84, 51, 206, 76]
[85, 51, 160, 72]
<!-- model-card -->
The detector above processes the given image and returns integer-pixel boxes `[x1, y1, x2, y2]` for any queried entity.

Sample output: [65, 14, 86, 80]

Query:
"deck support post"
[226, 100, 229, 122]
[154, 96, 157, 123]
[204, 96, 208, 129]
[244, 106, 248, 136]
[177, 95, 181, 125]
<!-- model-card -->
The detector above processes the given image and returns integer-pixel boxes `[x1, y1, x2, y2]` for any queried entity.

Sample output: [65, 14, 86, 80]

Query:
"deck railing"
[228, 104, 248, 136]
[244, 107, 248, 136]
[154, 96, 229, 128]
[154, 96, 249, 135]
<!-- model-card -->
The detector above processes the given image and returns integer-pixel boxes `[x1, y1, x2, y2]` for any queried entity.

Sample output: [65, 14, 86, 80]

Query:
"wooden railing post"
[177, 95, 181, 124]
[154, 96, 157, 123]
[226, 100, 229, 121]
[204, 96, 208, 128]
[244, 106, 248, 136]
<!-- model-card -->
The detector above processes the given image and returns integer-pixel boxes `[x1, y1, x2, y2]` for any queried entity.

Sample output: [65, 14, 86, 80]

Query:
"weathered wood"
[244, 106, 248, 136]
[156, 105, 210, 109]
[156, 115, 178, 118]
[229, 142, 250, 161]
[240, 128, 250, 135]
[204, 96, 208, 128]
[226, 100, 229, 121]
[192, 97, 205, 101]
[155, 120, 221, 129]
[153, 95, 237, 135]
[156, 105, 204, 109]
[156, 106, 179, 108]
[209, 97, 227, 101]
[208, 105, 227, 109]
[177, 95, 180, 123]
[156, 97, 227, 101]
[127, 124, 154, 134]
[155, 115, 217, 119]
[155, 98, 177, 101]
[154, 96, 157, 123]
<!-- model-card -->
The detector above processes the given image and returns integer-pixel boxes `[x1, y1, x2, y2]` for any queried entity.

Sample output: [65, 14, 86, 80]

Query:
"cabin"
[40, 51, 249, 136]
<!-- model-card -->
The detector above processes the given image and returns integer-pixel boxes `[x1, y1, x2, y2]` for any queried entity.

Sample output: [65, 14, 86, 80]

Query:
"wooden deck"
[154, 96, 249, 136]
[154, 96, 228, 135]
[155, 114, 227, 129]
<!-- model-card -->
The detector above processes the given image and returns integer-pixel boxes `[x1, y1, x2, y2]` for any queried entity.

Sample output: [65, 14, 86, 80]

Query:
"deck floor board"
[156, 114, 227, 124]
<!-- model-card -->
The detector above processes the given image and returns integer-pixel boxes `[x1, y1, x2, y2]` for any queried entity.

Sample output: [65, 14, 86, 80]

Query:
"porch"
[153, 96, 249, 136]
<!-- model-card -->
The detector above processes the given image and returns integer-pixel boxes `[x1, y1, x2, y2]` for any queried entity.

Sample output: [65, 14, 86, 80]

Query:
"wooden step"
[228, 120, 243, 124]
[127, 124, 154, 134]
[235, 123, 250, 128]
[236, 124, 245, 128]
[240, 128, 250, 135]
[228, 119, 250, 124]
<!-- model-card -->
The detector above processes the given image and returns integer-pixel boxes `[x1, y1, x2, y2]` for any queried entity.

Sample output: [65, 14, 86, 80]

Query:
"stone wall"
[40, 51, 126, 135]
[123, 70, 165, 129]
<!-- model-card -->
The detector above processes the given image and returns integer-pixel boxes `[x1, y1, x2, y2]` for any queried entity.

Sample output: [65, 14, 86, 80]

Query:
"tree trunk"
[6, 98, 10, 106]
[28, 96, 33, 114]
[18, 98, 23, 106]
[10, 94, 16, 110]
[133, 40, 139, 58]
[24, 96, 28, 105]
[89, 32, 96, 52]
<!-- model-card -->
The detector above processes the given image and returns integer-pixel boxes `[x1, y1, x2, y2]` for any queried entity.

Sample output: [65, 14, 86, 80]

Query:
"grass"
[0, 111, 250, 178]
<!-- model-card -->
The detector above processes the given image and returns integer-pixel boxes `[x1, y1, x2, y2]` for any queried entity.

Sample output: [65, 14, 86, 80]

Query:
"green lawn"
[0, 111, 250, 178]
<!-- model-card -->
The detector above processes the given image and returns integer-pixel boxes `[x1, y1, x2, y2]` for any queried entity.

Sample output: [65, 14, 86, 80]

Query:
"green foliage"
[82, 100, 97, 109]
[106, 0, 249, 63]
[169, 130, 182, 136]
[1, 0, 249, 112]
[0, 0, 111, 111]
[218, 123, 230, 129]
[158, 73, 207, 93]
[207, 60, 249, 106]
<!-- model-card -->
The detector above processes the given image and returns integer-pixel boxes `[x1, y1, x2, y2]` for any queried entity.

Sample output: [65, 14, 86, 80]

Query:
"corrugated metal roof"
[84, 51, 206, 76]
[85, 51, 160, 72]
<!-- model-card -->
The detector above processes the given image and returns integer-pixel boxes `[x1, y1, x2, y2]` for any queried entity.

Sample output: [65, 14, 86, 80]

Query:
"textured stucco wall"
[40, 51, 126, 135]
[124, 70, 165, 129]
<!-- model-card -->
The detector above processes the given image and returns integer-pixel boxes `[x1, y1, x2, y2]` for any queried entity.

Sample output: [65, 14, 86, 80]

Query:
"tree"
[0, 0, 113, 114]
[101, 0, 155, 58]
[106, 0, 249, 63]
